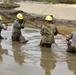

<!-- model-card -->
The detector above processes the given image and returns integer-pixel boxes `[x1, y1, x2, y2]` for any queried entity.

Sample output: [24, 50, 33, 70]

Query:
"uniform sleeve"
[69, 32, 73, 39]
[66, 32, 73, 41]
[40, 26, 45, 35]
[0, 24, 4, 29]
[54, 27, 58, 35]
[53, 25, 58, 35]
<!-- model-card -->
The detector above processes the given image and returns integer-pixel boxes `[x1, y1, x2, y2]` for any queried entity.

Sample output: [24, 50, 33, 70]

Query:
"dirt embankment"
[1, 9, 76, 26]
[0, 1, 76, 27]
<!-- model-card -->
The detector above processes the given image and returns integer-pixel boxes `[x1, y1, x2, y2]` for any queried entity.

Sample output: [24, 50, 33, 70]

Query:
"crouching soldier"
[40, 15, 58, 48]
[66, 31, 76, 53]
[0, 15, 7, 39]
[12, 13, 28, 43]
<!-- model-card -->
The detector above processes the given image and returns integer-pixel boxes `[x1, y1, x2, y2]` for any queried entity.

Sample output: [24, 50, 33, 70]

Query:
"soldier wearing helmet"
[12, 13, 28, 43]
[66, 31, 76, 53]
[40, 15, 58, 48]
[0, 15, 7, 39]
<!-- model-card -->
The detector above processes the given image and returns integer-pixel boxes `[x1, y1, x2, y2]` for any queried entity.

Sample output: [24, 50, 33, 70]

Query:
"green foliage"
[31, 0, 76, 3]
[59, 0, 76, 4]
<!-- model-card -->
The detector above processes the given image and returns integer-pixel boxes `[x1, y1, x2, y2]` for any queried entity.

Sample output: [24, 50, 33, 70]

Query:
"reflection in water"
[67, 54, 76, 75]
[40, 47, 56, 75]
[12, 43, 25, 66]
[0, 40, 8, 63]
[40, 44, 75, 75]
[51, 62, 73, 75]
[0, 25, 76, 75]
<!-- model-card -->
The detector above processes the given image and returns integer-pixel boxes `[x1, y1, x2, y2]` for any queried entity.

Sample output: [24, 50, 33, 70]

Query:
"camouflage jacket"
[12, 19, 24, 33]
[40, 24, 57, 44]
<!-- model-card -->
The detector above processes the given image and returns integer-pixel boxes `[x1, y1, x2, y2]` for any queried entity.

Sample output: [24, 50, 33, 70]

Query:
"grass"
[31, 0, 59, 3]
[31, 0, 76, 4]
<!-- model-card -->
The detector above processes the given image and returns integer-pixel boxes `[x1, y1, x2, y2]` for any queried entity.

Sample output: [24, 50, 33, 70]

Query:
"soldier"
[40, 15, 58, 48]
[12, 13, 28, 43]
[66, 31, 76, 53]
[0, 15, 7, 39]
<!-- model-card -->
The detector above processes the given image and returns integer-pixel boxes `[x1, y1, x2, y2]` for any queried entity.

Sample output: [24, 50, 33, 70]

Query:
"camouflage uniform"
[40, 24, 57, 48]
[66, 31, 76, 53]
[12, 19, 27, 43]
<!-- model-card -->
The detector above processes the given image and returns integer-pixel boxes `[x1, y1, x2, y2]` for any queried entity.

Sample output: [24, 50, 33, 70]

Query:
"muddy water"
[0, 25, 76, 75]
[57, 25, 76, 34]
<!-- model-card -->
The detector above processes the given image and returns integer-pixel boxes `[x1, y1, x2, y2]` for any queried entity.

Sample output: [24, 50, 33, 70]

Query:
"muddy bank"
[0, 1, 76, 26]
[1, 8, 76, 27]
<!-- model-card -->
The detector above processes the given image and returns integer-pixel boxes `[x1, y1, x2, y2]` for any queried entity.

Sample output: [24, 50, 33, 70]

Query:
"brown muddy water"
[0, 25, 76, 75]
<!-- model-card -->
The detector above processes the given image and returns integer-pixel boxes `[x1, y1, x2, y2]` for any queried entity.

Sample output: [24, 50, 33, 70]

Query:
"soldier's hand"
[66, 38, 69, 41]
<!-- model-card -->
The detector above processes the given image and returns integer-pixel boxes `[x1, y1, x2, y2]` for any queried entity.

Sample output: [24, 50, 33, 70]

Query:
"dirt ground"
[15, 1, 76, 20]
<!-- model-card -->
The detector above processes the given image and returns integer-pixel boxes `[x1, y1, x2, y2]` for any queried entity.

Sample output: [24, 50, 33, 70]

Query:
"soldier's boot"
[39, 40, 45, 47]
[20, 40, 28, 43]
[20, 35, 28, 43]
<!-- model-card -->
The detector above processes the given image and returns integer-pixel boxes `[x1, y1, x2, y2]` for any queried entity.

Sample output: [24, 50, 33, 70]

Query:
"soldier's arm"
[66, 33, 73, 41]
[40, 28, 44, 35]
[54, 27, 58, 35]
[20, 20, 25, 29]
[40, 26, 45, 35]
[1, 24, 7, 30]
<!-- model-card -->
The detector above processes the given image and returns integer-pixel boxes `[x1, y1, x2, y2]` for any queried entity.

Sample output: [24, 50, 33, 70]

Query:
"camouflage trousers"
[12, 32, 28, 43]
[40, 40, 52, 48]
